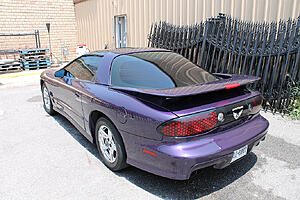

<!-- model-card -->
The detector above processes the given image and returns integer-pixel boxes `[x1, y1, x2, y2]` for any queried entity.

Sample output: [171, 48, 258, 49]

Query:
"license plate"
[231, 145, 248, 163]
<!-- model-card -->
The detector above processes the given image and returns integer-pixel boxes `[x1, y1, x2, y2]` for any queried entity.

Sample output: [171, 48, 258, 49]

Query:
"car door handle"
[74, 91, 80, 97]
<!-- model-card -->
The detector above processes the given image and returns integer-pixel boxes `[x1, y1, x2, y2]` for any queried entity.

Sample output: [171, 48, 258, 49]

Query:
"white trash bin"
[76, 44, 90, 57]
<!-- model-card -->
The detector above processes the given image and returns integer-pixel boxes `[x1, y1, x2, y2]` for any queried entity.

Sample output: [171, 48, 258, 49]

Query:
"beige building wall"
[0, 0, 78, 61]
[75, 0, 300, 51]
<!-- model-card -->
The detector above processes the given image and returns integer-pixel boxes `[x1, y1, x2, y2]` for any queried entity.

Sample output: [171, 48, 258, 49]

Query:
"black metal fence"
[148, 14, 300, 114]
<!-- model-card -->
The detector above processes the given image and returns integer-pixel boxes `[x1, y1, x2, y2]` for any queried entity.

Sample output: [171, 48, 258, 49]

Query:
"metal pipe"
[0, 32, 36, 36]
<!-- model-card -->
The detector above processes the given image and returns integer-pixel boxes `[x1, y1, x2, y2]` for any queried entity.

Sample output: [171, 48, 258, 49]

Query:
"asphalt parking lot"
[0, 71, 300, 200]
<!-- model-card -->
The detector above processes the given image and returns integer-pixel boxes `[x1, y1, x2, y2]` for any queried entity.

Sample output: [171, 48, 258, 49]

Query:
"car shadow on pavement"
[117, 153, 257, 199]
[53, 114, 258, 200]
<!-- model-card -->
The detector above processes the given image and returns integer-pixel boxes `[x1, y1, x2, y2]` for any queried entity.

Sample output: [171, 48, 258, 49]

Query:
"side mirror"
[54, 69, 65, 78]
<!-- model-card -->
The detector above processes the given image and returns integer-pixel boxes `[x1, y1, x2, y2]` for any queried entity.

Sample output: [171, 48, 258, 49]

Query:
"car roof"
[92, 47, 172, 85]
[90, 47, 171, 56]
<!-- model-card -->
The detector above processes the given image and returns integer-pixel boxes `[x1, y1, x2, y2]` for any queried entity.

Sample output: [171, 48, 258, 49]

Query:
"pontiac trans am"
[40, 48, 269, 180]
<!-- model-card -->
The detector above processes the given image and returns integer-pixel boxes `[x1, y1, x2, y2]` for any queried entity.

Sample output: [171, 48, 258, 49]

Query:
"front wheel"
[95, 117, 127, 171]
[42, 84, 55, 115]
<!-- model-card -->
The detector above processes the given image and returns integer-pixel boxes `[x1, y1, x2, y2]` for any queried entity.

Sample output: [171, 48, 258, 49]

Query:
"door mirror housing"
[54, 69, 65, 78]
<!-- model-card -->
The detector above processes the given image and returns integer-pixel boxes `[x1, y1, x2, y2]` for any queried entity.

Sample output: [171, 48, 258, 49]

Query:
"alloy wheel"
[43, 87, 51, 110]
[98, 125, 117, 163]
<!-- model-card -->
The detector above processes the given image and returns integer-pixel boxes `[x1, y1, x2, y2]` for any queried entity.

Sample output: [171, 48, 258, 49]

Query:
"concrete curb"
[0, 65, 62, 79]
[0, 71, 42, 79]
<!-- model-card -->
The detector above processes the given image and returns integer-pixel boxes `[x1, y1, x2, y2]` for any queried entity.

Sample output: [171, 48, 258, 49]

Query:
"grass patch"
[289, 96, 300, 120]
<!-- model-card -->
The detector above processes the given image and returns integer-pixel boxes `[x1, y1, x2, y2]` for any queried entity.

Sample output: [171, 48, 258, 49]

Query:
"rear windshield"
[110, 51, 218, 89]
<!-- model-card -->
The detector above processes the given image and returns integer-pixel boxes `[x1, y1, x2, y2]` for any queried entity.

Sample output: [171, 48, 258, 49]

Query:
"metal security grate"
[148, 14, 300, 114]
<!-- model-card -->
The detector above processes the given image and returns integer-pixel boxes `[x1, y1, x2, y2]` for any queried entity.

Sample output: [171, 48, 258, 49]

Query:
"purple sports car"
[40, 48, 269, 180]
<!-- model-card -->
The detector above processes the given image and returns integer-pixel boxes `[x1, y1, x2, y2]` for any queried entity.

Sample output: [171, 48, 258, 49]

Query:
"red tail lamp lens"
[253, 95, 263, 106]
[252, 95, 263, 113]
[224, 83, 240, 89]
[158, 110, 218, 137]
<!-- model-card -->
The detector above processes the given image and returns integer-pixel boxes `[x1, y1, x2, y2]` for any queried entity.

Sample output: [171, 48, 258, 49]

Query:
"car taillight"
[157, 95, 263, 137]
[251, 95, 263, 114]
[157, 110, 218, 137]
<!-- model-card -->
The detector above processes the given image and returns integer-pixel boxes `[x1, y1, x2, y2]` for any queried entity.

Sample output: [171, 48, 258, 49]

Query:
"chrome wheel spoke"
[109, 148, 115, 162]
[99, 134, 106, 149]
[107, 130, 113, 141]
[100, 129, 107, 139]
[111, 143, 117, 152]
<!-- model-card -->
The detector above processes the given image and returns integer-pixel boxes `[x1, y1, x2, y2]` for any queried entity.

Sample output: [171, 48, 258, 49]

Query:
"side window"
[81, 56, 102, 73]
[65, 56, 102, 81]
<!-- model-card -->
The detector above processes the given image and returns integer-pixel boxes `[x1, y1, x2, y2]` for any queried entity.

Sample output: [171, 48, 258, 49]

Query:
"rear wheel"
[42, 84, 55, 115]
[95, 117, 127, 171]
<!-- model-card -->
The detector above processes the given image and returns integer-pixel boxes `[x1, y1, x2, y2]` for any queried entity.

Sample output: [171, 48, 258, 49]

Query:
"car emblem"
[232, 106, 243, 120]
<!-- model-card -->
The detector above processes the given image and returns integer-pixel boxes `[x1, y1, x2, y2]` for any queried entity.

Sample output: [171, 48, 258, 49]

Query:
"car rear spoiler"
[110, 74, 260, 97]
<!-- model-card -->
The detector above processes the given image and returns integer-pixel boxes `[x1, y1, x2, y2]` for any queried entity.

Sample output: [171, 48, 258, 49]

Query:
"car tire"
[95, 117, 127, 171]
[42, 84, 56, 115]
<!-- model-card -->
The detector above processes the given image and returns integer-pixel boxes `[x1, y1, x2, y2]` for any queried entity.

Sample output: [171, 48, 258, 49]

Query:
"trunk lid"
[111, 73, 262, 137]
[110, 74, 261, 116]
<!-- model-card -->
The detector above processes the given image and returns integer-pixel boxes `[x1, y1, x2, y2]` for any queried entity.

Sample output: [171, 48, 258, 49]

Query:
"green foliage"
[289, 96, 300, 120]
[288, 85, 300, 120]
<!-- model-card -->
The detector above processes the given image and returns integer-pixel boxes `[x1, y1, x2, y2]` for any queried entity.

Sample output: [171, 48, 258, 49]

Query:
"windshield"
[110, 51, 218, 89]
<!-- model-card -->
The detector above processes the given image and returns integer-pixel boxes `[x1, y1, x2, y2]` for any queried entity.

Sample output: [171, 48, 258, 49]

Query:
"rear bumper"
[122, 114, 269, 180]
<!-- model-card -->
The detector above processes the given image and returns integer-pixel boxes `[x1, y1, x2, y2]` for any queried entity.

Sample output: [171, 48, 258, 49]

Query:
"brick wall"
[0, 0, 78, 61]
